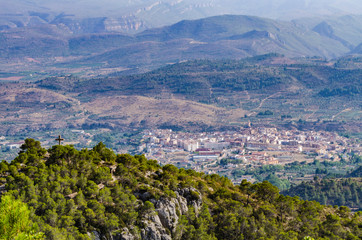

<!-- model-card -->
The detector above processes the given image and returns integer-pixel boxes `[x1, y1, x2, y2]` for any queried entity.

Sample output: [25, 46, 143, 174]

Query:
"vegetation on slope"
[348, 166, 362, 178]
[0, 193, 44, 239]
[283, 178, 362, 211]
[0, 139, 361, 239]
[38, 56, 362, 102]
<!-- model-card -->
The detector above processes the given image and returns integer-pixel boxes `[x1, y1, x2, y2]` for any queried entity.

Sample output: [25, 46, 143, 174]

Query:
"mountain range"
[1, 14, 362, 77]
[2, 0, 362, 31]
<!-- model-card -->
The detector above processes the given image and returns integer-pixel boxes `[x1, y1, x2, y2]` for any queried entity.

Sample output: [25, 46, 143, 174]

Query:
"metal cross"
[55, 135, 64, 145]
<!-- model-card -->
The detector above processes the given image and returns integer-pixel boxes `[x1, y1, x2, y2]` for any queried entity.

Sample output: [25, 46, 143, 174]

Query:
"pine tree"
[0, 194, 44, 239]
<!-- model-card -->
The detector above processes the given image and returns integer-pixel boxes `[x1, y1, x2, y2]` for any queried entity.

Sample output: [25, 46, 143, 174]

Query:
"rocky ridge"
[118, 187, 202, 240]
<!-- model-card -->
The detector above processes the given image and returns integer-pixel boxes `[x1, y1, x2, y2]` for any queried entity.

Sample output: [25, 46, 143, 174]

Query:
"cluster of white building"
[140, 127, 360, 168]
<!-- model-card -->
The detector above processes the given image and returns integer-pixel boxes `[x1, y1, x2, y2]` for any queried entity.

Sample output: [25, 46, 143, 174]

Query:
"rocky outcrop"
[89, 231, 101, 240]
[117, 228, 136, 240]
[104, 17, 147, 33]
[313, 21, 354, 50]
[177, 187, 202, 214]
[153, 187, 203, 235]
[115, 187, 203, 240]
[0, 184, 6, 197]
[141, 213, 172, 240]
[154, 198, 179, 234]
[154, 190, 191, 235]
[175, 191, 188, 215]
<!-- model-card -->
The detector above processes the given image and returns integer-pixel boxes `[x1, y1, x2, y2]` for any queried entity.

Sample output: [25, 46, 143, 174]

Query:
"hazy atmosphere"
[2, 0, 362, 28]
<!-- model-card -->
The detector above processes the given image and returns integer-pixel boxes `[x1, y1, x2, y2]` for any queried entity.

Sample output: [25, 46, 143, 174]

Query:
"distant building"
[193, 155, 219, 161]
[204, 141, 230, 150]
[182, 140, 199, 152]
[7, 141, 23, 149]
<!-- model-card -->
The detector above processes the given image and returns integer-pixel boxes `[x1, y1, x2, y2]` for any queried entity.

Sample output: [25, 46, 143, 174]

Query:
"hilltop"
[0, 139, 361, 239]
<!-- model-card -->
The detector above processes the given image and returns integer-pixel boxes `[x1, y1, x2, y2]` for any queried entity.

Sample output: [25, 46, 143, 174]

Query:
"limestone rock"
[155, 198, 179, 234]
[177, 187, 202, 214]
[175, 191, 188, 215]
[121, 187, 203, 240]
[141, 213, 172, 240]
[117, 228, 136, 240]
[89, 231, 101, 240]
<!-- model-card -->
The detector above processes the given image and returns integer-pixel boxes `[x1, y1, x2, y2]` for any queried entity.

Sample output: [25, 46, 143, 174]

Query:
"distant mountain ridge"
[352, 43, 362, 54]
[1, 14, 362, 75]
[2, 0, 362, 30]
[61, 14, 362, 70]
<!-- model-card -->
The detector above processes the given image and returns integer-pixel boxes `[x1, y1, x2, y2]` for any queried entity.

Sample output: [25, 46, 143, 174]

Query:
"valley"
[0, 56, 360, 176]
[1, 55, 360, 136]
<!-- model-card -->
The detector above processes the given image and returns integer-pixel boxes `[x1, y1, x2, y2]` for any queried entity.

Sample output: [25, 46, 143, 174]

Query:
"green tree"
[253, 181, 279, 203]
[0, 161, 9, 176]
[19, 139, 46, 156]
[0, 194, 44, 239]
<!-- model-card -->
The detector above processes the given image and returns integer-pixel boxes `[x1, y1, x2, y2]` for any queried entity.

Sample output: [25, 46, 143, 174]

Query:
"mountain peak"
[313, 21, 334, 37]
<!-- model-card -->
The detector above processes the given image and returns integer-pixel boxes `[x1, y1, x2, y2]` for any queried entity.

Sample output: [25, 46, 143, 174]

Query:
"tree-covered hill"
[38, 56, 362, 103]
[282, 156, 362, 211]
[36, 55, 362, 133]
[0, 139, 361, 240]
[282, 178, 362, 211]
[348, 166, 362, 178]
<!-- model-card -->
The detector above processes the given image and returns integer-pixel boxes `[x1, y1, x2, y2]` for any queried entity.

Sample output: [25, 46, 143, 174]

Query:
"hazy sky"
[1, 0, 362, 26]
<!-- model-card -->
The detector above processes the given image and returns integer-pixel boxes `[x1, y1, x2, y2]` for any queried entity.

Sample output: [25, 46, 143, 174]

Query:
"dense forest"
[348, 166, 362, 178]
[283, 178, 362, 211]
[0, 139, 361, 239]
[231, 157, 362, 209]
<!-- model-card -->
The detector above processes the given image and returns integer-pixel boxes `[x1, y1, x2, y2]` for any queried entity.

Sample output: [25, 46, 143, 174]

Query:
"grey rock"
[121, 187, 203, 240]
[177, 187, 202, 215]
[140, 191, 153, 201]
[141, 213, 171, 240]
[155, 198, 179, 234]
[175, 192, 188, 215]
[117, 228, 135, 240]
[90, 231, 101, 240]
